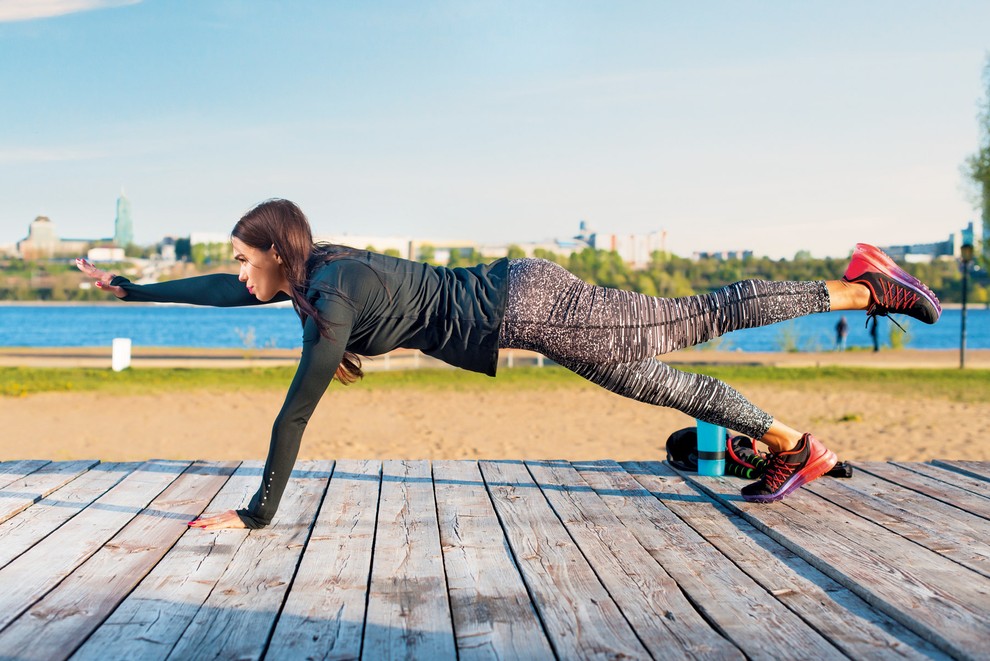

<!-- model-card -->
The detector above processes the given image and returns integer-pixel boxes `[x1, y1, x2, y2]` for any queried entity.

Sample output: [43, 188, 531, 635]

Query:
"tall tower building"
[115, 190, 134, 247]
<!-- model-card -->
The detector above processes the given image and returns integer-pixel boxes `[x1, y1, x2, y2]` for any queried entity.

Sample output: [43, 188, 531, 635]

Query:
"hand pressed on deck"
[188, 509, 247, 530]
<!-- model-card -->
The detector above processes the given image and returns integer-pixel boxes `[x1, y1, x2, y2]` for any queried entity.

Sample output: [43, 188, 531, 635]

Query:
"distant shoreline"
[0, 346, 986, 370]
[0, 299, 985, 310]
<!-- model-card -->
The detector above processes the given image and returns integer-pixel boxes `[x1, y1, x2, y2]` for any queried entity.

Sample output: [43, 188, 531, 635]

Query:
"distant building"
[87, 247, 126, 262]
[190, 232, 230, 245]
[315, 233, 477, 263]
[574, 220, 667, 268]
[880, 221, 983, 263]
[16, 216, 93, 259]
[480, 220, 667, 267]
[114, 191, 134, 247]
[693, 249, 755, 261]
[14, 215, 116, 260]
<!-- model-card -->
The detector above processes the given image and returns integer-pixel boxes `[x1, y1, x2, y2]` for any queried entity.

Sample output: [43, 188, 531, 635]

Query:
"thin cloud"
[0, 0, 141, 23]
[0, 147, 104, 163]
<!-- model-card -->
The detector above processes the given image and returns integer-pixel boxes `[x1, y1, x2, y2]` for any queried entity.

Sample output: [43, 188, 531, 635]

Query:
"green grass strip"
[2, 364, 988, 403]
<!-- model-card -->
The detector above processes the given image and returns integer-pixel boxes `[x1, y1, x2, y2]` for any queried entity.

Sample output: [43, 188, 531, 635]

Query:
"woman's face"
[231, 237, 290, 301]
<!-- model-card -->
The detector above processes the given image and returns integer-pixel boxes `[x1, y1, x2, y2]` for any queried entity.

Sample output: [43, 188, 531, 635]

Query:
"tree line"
[2, 247, 983, 305]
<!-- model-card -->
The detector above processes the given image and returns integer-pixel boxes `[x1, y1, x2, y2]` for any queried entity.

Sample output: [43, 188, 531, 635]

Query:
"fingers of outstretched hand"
[187, 510, 247, 531]
[75, 257, 101, 278]
[76, 258, 124, 298]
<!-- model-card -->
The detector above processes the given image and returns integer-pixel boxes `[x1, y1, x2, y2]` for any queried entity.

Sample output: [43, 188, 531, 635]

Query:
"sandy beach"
[3, 348, 988, 464]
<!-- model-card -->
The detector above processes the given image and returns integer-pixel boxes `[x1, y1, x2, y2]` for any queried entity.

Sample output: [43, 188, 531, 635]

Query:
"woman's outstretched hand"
[75, 257, 126, 298]
[188, 509, 248, 530]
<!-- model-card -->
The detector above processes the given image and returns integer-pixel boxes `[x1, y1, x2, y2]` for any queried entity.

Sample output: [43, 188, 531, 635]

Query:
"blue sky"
[1, 0, 988, 258]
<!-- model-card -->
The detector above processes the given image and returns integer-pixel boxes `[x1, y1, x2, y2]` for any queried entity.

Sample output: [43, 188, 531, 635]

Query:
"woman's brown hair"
[231, 199, 363, 384]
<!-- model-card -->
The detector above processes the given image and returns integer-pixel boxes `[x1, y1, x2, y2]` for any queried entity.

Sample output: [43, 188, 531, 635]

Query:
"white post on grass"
[112, 338, 132, 372]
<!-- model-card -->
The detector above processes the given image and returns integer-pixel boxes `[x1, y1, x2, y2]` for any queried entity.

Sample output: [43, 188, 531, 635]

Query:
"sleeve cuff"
[235, 508, 269, 529]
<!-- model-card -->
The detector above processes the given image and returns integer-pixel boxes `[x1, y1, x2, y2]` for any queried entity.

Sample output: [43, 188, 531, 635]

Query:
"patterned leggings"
[497, 258, 831, 439]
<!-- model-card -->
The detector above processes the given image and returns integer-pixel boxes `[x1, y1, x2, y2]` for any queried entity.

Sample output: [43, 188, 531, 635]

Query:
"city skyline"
[1, 2, 989, 259]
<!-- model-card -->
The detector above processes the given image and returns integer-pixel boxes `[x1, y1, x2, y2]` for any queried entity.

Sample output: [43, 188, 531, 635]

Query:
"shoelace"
[865, 303, 907, 332]
[864, 280, 921, 332]
[760, 455, 797, 491]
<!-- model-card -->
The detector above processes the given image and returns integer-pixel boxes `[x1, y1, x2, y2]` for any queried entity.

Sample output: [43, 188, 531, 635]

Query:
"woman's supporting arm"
[235, 314, 349, 528]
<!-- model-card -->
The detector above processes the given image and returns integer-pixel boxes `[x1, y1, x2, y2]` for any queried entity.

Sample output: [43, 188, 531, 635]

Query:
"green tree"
[417, 244, 436, 263]
[966, 55, 990, 266]
[447, 248, 484, 268]
[174, 237, 191, 261]
[506, 244, 526, 260]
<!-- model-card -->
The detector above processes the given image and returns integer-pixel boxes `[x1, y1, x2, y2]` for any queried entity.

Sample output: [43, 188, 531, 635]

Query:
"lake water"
[0, 304, 987, 352]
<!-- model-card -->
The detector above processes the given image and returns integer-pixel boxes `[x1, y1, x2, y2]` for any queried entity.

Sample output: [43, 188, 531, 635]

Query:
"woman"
[76, 199, 941, 530]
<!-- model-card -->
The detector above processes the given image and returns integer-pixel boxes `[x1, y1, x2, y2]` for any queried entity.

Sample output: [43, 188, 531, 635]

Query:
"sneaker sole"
[742, 446, 838, 503]
[844, 244, 941, 323]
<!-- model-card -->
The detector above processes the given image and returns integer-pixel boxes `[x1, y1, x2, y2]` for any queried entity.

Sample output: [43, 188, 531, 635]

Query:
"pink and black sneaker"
[741, 433, 837, 502]
[842, 243, 941, 325]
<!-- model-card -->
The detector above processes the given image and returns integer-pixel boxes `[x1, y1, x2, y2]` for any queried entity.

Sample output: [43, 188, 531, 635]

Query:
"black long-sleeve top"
[110, 250, 509, 527]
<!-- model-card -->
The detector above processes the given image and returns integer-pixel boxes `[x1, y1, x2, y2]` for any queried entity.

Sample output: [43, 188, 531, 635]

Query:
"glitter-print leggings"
[497, 258, 831, 439]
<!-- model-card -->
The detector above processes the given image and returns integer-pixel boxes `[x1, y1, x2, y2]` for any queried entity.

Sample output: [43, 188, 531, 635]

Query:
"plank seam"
[930, 460, 990, 484]
[257, 460, 335, 661]
[0, 461, 129, 573]
[357, 460, 384, 661]
[478, 461, 561, 661]
[856, 463, 990, 522]
[161, 461, 255, 660]
[67, 460, 241, 660]
[652, 463, 926, 659]
[683, 472, 976, 659]
[0, 461, 189, 638]
[523, 460, 654, 659]
[430, 460, 461, 661]
[807, 470, 990, 578]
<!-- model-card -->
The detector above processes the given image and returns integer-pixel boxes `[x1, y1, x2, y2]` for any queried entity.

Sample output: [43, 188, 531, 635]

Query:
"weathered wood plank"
[684, 465, 990, 660]
[931, 460, 990, 483]
[166, 460, 330, 661]
[433, 460, 555, 660]
[0, 460, 99, 525]
[480, 459, 648, 660]
[0, 461, 237, 661]
[0, 460, 188, 633]
[527, 460, 743, 660]
[266, 459, 380, 661]
[0, 460, 51, 489]
[893, 461, 990, 499]
[612, 461, 945, 661]
[0, 462, 134, 570]
[858, 462, 990, 521]
[70, 461, 261, 661]
[362, 460, 456, 661]
[597, 460, 846, 660]
[806, 470, 990, 578]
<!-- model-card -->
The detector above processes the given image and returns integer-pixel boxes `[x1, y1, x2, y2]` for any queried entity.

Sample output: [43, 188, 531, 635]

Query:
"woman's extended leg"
[498, 258, 834, 364]
[499, 248, 942, 501]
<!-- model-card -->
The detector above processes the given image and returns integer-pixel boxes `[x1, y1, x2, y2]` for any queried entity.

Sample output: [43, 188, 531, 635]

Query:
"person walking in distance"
[835, 315, 849, 351]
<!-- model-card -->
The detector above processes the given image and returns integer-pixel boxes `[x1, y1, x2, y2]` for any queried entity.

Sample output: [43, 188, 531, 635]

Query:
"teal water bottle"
[696, 420, 726, 476]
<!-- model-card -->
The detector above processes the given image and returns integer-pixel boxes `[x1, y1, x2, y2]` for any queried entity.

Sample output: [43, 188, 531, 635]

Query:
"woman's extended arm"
[75, 258, 289, 307]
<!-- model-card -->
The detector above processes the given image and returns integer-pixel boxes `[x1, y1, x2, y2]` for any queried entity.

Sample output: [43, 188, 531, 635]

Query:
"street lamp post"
[960, 236, 974, 370]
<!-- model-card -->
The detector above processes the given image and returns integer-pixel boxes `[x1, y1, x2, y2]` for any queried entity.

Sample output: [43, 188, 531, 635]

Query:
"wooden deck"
[0, 458, 987, 660]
